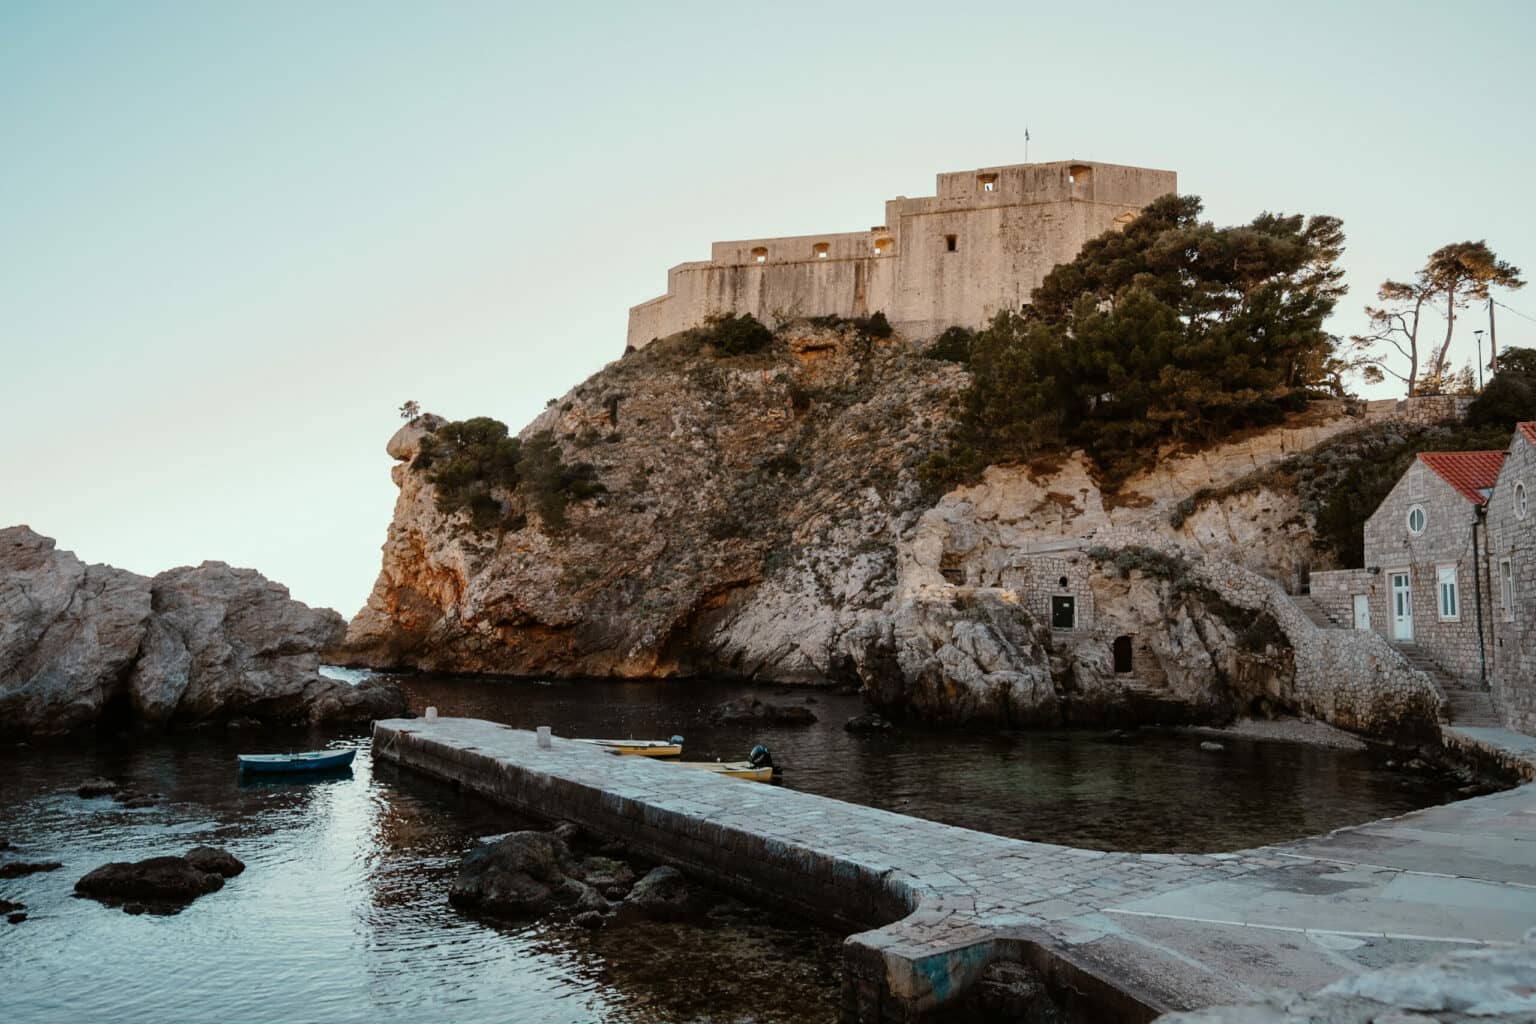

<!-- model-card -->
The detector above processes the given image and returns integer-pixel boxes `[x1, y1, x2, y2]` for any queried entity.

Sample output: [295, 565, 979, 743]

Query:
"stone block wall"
[627, 159, 1176, 349]
[1486, 429, 1536, 732]
[1362, 459, 1492, 683]
[999, 552, 1098, 634]
[1309, 568, 1374, 628]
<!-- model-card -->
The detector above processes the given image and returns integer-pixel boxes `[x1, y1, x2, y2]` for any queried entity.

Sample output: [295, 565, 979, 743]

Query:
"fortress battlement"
[627, 158, 1176, 351]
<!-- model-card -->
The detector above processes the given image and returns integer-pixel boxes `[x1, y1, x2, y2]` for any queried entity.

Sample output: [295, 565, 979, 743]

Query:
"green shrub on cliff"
[414, 417, 522, 530]
[700, 312, 774, 356]
[414, 419, 603, 532]
[926, 194, 1347, 491]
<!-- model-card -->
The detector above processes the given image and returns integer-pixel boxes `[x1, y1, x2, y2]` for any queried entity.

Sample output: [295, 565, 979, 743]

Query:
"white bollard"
[425, 706, 439, 723]
[536, 725, 553, 749]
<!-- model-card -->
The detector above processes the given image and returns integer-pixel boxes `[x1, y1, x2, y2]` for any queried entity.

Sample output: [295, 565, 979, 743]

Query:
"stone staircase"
[1390, 642, 1503, 728]
[1291, 594, 1339, 629]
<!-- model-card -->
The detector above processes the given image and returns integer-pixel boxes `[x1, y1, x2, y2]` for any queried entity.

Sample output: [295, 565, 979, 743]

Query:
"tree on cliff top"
[1347, 241, 1524, 395]
[926, 193, 1347, 490]
[413, 417, 522, 530]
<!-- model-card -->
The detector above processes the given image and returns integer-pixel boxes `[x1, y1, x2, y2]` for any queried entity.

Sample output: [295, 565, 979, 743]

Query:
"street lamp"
[1474, 329, 1486, 390]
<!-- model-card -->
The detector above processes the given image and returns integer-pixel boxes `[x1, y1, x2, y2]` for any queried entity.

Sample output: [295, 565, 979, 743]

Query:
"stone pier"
[372, 718, 1536, 1022]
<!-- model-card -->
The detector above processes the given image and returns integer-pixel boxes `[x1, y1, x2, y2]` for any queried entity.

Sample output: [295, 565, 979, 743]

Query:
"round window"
[1517, 482, 1529, 521]
[1407, 505, 1426, 535]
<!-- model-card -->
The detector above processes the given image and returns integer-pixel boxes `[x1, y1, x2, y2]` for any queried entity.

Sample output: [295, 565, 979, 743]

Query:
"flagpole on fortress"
[1025, 126, 1030, 163]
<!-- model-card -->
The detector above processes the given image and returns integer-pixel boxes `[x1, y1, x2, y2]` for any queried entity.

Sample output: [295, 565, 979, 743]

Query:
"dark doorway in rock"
[1051, 595, 1076, 631]
[1113, 635, 1133, 673]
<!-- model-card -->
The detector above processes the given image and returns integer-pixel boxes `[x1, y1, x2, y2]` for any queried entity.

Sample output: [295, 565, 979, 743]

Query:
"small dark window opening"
[945, 234, 958, 253]
[1058, 576, 1069, 589]
[1051, 595, 1076, 631]
[1113, 635, 1134, 674]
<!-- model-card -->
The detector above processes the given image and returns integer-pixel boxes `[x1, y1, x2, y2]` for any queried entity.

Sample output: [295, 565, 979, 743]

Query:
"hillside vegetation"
[925, 194, 1347, 490]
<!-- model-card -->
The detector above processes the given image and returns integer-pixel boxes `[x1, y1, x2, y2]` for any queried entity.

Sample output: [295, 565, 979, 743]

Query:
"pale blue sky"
[3, 0, 1533, 615]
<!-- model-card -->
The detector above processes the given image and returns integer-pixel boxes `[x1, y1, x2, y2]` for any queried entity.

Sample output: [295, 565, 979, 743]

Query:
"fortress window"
[813, 242, 830, 259]
[751, 246, 768, 264]
[873, 237, 892, 256]
[1067, 163, 1092, 186]
[977, 173, 998, 193]
[945, 234, 958, 253]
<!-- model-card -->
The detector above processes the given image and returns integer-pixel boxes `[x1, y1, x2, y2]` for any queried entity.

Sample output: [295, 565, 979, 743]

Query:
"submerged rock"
[710, 697, 817, 726]
[844, 712, 892, 733]
[0, 860, 62, 879]
[448, 831, 604, 919]
[184, 847, 245, 878]
[77, 778, 120, 798]
[7, 911, 25, 924]
[75, 855, 225, 909]
[0, 898, 24, 914]
[618, 866, 699, 922]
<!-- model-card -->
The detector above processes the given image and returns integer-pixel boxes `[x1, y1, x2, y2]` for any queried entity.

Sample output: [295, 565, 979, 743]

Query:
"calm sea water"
[0, 674, 1464, 1024]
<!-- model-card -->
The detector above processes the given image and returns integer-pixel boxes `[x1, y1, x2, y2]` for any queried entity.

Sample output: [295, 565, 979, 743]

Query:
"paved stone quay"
[372, 718, 1536, 1022]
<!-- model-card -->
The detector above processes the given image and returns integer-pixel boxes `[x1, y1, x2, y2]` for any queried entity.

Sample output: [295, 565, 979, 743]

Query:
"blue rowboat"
[237, 749, 356, 774]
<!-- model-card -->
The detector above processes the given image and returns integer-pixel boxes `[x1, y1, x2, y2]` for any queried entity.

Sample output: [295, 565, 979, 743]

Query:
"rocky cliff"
[345, 323, 1440, 737]
[0, 527, 403, 737]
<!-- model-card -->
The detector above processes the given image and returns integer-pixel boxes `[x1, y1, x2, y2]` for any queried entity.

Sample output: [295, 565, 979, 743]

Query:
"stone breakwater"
[373, 718, 1536, 1023]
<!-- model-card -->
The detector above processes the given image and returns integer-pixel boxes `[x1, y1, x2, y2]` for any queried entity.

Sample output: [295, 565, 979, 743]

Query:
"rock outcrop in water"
[343, 323, 1442, 738]
[0, 526, 405, 737]
[75, 846, 245, 914]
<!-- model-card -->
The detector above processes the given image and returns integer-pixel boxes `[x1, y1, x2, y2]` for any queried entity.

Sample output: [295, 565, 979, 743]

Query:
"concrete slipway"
[372, 718, 1536, 1022]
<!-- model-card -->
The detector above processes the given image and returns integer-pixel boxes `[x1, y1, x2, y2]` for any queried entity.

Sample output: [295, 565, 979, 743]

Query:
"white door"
[1353, 594, 1371, 631]
[1390, 572, 1413, 640]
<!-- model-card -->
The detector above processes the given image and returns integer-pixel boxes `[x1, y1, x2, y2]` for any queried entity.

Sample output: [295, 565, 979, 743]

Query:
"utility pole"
[1475, 330, 1486, 389]
[1488, 297, 1499, 374]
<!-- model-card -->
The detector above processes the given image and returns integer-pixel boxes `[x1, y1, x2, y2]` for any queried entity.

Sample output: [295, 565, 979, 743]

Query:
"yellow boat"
[674, 761, 774, 783]
[576, 738, 683, 757]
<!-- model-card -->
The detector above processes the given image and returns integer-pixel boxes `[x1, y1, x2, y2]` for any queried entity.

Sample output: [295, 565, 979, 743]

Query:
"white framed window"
[1500, 558, 1516, 621]
[1517, 482, 1529, 521]
[1437, 565, 1459, 621]
[1407, 504, 1427, 536]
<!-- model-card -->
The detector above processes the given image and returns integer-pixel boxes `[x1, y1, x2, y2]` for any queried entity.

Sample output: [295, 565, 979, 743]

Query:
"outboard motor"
[748, 744, 780, 777]
[669, 735, 685, 747]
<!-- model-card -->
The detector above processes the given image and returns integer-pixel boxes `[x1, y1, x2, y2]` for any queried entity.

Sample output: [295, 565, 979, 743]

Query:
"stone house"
[627, 159, 1176, 351]
[1485, 422, 1536, 731]
[1310, 449, 1505, 684]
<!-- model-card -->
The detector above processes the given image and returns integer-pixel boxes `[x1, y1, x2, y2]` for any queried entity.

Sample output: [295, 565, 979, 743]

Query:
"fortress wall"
[625, 160, 1178, 349]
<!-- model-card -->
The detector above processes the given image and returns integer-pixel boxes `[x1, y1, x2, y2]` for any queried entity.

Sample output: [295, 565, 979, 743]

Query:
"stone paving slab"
[373, 718, 1536, 1021]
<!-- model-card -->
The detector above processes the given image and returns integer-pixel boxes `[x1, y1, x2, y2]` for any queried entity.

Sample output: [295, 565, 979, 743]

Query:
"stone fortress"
[626, 159, 1177, 351]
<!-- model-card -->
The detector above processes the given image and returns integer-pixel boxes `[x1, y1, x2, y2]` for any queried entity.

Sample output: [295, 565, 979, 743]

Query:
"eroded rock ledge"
[0, 526, 403, 738]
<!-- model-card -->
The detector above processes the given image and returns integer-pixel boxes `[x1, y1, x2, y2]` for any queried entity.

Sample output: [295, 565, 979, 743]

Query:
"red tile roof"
[1418, 451, 1506, 505]
[1518, 421, 1536, 447]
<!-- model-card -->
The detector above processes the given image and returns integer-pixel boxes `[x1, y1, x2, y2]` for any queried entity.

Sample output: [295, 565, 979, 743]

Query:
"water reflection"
[395, 673, 1462, 853]
[0, 728, 842, 1024]
[0, 677, 1466, 1024]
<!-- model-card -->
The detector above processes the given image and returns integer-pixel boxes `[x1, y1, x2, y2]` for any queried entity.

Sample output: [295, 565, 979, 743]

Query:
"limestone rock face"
[0, 525, 402, 737]
[344, 325, 965, 681]
[0, 528, 152, 734]
[343, 332, 1439, 736]
[128, 561, 346, 723]
[849, 589, 1059, 726]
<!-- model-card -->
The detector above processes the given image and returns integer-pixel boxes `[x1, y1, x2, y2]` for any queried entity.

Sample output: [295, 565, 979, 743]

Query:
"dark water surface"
[398, 673, 1462, 853]
[0, 674, 1464, 1024]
